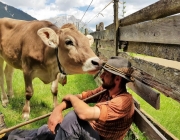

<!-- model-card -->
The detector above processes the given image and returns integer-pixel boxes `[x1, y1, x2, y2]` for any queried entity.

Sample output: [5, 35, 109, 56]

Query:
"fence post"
[114, 0, 119, 56]
[85, 28, 88, 35]
[95, 39, 99, 56]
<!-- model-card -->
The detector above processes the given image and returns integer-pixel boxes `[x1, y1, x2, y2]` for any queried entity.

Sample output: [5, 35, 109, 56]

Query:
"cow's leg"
[51, 74, 59, 107]
[0, 59, 9, 107]
[4, 64, 14, 98]
[22, 72, 33, 120]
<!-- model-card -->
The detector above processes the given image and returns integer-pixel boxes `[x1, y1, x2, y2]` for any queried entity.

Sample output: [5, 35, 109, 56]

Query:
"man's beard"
[102, 79, 116, 90]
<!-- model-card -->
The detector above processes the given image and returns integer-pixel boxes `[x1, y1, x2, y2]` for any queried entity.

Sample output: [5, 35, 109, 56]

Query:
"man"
[1, 56, 134, 140]
[48, 56, 135, 140]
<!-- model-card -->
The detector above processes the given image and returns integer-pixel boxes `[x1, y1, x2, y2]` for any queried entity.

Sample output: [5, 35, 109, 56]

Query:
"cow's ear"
[37, 28, 59, 48]
[86, 35, 94, 47]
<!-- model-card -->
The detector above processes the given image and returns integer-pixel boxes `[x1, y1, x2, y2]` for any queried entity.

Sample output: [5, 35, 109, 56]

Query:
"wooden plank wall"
[90, 0, 180, 139]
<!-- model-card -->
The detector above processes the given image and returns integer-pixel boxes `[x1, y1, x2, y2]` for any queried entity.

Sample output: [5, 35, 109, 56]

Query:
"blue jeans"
[55, 111, 100, 140]
[2, 111, 100, 140]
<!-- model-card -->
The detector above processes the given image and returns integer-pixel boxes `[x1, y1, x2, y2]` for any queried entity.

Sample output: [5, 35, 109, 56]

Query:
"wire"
[82, 0, 113, 28]
[80, 0, 94, 23]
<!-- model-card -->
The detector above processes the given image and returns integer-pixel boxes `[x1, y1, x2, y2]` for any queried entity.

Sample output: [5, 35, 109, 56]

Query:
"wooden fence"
[90, 0, 180, 139]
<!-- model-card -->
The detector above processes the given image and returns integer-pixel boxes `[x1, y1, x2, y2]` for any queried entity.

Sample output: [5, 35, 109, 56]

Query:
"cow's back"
[0, 18, 58, 69]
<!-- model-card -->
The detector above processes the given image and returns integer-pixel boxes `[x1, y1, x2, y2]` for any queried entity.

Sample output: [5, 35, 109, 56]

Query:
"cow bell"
[58, 73, 67, 86]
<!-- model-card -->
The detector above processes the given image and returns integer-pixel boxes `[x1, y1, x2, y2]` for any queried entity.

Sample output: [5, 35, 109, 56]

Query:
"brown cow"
[0, 18, 102, 120]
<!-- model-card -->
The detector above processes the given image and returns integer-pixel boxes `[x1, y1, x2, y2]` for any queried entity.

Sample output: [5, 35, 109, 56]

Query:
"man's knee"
[61, 111, 78, 126]
[60, 111, 80, 133]
[55, 111, 80, 139]
[56, 111, 100, 140]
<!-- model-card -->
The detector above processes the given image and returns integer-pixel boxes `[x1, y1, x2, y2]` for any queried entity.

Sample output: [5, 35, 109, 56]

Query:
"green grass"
[0, 69, 98, 130]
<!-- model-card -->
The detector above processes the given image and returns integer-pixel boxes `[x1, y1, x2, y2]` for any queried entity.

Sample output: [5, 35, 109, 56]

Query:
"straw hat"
[102, 56, 134, 81]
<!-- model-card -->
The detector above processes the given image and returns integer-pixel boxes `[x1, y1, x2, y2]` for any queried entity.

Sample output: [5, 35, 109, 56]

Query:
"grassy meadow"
[0, 69, 98, 130]
[0, 69, 180, 139]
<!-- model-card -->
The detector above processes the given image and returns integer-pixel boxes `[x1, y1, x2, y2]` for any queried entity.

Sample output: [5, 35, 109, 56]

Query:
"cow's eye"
[65, 40, 74, 46]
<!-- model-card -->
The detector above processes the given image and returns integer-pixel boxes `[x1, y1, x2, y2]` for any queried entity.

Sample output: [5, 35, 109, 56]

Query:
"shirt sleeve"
[95, 94, 133, 122]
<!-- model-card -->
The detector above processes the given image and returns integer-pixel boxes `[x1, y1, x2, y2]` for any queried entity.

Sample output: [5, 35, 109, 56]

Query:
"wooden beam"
[141, 109, 179, 140]
[133, 98, 140, 110]
[134, 107, 167, 140]
[106, 0, 180, 28]
[98, 40, 115, 49]
[119, 15, 180, 45]
[90, 29, 115, 40]
[113, 0, 119, 56]
[124, 42, 180, 62]
[127, 79, 160, 109]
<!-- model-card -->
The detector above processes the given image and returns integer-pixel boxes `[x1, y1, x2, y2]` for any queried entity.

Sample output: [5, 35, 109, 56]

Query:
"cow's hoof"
[1, 99, 9, 108]
[22, 113, 30, 121]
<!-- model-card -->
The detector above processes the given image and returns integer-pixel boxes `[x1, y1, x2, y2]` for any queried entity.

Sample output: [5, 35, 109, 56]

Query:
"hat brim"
[102, 66, 131, 81]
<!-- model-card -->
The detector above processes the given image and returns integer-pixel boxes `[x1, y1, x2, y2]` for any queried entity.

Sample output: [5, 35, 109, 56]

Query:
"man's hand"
[47, 101, 69, 134]
[62, 94, 74, 102]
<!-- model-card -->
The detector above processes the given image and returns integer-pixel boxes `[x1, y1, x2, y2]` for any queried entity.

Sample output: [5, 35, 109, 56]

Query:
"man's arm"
[48, 100, 71, 134]
[63, 94, 100, 121]
[48, 93, 100, 133]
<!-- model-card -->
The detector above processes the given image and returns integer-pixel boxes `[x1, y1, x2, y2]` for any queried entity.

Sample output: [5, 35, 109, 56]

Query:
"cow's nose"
[91, 59, 100, 66]
[91, 58, 104, 67]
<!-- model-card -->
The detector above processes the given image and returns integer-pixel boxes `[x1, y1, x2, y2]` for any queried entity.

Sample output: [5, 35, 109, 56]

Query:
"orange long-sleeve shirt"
[82, 86, 134, 140]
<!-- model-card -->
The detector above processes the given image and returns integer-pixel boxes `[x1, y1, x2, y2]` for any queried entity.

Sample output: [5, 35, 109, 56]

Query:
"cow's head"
[37, 23, 102, 75]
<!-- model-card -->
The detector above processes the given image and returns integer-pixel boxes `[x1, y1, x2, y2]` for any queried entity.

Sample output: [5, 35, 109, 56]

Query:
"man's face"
[100, 70, 116, 90]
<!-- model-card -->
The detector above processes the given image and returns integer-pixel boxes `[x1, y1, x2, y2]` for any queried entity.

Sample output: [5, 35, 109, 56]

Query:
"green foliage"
[124, 123, 147, 140]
